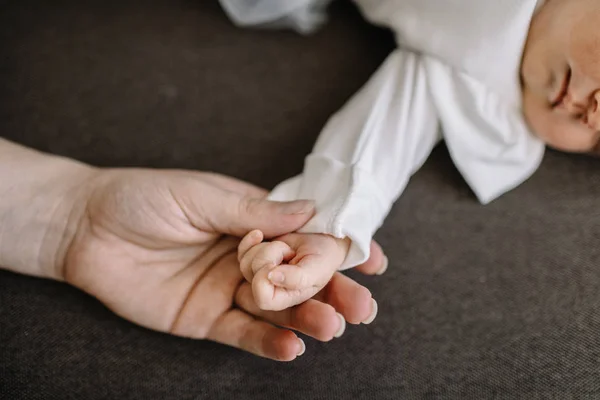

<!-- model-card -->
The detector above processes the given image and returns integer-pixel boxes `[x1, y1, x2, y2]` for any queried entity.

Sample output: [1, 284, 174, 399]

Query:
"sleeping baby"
[220, 0, 600, 312]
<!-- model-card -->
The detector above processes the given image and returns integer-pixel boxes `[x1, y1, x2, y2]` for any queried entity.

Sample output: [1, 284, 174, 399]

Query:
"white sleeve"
[269, 50, 441, 270]
[423, 59, 545, 205]
[219, 0, 333, 34]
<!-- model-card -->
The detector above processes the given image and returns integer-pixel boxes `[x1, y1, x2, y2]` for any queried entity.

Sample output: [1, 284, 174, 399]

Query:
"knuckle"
[272, 240, 290, 252]
[298, 272, 309, 289]
[237, 196, 257, 220]
[253, 286, 282, 311]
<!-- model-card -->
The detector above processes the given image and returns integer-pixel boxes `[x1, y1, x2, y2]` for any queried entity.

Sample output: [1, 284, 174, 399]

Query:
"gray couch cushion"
[2, 1, 600, 398]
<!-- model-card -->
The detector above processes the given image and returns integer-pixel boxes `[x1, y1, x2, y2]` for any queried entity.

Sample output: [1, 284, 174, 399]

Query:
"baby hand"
[238, 230, 350, 311]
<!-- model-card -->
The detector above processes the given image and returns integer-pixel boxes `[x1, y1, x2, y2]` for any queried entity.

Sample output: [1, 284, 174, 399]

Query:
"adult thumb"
[199, 188, 316, 238]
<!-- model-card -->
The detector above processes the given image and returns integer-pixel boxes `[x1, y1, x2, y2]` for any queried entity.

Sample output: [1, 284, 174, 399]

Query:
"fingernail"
[362, 299, 378, 325]
[334, 313, 346, 338]
[250, 229, 263, 239]
[280, 200, 315, 215]
[297, 338, 306, 356]
[268, 270, 285, 284]
[376, 256, 388, 275]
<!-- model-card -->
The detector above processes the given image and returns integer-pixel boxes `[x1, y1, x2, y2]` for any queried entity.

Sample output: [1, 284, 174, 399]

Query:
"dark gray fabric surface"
[2, 0, 600, 398]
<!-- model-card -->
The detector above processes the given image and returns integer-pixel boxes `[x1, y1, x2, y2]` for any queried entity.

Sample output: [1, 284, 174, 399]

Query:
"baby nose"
[585, 91, 600, 131]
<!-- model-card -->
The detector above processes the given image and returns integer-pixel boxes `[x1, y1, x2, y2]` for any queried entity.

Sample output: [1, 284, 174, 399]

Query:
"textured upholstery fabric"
[2, 1, 600, 398]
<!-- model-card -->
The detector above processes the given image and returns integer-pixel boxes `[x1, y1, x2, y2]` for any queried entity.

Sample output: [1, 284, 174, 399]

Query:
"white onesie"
[220, 0, 546, 270]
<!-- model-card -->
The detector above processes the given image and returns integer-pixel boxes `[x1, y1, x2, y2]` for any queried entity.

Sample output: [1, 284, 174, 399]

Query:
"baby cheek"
[530, 114, 597, 152]
[540, 121, 598, 152]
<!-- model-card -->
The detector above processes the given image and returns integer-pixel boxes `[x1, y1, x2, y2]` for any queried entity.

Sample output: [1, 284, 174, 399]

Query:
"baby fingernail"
[376, 256, 389, 275]
[280, 200, 315, 215]
[297, 338, 306, 356]
[268, 271, 285, 284]
[334, 313, 346, 338]
[362, 299, 378, 325]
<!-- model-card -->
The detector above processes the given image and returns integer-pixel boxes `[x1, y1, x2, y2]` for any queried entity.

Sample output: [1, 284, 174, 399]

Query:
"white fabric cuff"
[269, 155, 390, 270]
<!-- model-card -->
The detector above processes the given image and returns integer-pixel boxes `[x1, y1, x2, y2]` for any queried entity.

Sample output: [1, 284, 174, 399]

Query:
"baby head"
[521, 0, 600, 154]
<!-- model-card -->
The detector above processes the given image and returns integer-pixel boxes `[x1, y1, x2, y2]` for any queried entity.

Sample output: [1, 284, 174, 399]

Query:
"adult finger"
[169, 252, 242, 339]
[354, 240, 388, 276]
[207, 309, 305, 362]
[314, 272, 378, 325]
[235, 282, 346, 342]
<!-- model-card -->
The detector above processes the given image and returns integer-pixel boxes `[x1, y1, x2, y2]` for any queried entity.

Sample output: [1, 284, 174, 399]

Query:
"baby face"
[521, 0, 600, 154]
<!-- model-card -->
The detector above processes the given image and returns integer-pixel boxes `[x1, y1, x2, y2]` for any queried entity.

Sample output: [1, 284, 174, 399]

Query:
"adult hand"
[58, 169, 386, 361]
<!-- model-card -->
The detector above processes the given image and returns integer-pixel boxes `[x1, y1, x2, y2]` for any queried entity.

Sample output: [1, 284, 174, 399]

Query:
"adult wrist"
[0, 139, 98, 281]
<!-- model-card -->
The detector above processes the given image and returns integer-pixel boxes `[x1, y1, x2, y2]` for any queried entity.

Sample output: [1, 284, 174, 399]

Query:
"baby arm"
[238, 230, 350, 311]
[242, 50, 440, 311]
